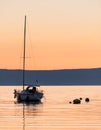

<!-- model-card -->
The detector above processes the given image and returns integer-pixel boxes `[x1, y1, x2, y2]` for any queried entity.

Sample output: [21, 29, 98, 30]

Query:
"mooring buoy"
[73, 99, 81, 104]
[85, 98, 90, 102]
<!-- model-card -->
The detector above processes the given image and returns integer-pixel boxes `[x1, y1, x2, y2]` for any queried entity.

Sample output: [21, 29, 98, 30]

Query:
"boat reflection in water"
[20, 101, 43, 130]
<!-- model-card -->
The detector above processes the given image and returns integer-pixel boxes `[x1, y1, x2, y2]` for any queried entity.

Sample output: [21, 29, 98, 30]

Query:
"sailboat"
[14, 16, 44, 102]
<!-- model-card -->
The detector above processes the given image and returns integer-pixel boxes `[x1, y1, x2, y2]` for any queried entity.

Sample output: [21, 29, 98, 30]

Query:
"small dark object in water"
[69, 101, 72, 104]
[85, 98, 90, 102]
[73, 99, 81, 104]
[80, 97, 82, 100]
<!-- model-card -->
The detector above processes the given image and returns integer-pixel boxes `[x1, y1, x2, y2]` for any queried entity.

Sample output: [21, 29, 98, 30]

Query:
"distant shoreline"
[0, 68, 101, 85]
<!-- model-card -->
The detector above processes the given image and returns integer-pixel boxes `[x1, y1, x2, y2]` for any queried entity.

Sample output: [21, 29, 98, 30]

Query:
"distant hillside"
[0, 68, 101, 85]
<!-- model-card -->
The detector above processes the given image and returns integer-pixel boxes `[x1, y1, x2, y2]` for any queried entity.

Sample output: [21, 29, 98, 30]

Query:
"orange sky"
[0, 0, 101, 70]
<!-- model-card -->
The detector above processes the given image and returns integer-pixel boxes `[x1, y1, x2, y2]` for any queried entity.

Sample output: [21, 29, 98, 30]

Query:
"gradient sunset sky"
[0, 0, 101, 70]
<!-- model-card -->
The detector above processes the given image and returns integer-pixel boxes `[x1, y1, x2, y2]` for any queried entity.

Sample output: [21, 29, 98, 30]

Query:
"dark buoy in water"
[85, 98, 90, 102]
[73, 99, 81, 104]
[69, 101, 72, 104]
[80, 97, 82, 100]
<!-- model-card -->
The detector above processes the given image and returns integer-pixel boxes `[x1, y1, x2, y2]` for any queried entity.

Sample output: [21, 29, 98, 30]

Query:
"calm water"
[0, 86, 101, 130]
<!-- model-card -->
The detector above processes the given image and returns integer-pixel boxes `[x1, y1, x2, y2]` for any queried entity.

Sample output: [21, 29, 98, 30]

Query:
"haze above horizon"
[0, 0, 101, 70]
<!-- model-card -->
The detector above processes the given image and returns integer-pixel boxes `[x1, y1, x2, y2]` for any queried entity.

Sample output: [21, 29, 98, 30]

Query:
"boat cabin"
[26, 86, 37, 93]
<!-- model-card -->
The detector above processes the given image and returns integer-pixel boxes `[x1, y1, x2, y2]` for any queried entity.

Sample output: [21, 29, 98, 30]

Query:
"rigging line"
[26, 17, 36, 70]
[16, 31, 26, 88]
[15, 24, 24, 88]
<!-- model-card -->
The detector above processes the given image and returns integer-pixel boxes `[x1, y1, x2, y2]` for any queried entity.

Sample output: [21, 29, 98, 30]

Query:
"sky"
[0, 0, 101, 70]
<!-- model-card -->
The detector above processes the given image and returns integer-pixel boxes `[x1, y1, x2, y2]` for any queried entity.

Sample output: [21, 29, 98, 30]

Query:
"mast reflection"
[22, 102, 43, 130]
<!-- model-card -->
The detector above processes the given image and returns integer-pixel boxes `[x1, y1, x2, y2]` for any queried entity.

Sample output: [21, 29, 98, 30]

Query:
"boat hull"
[16, 91, 43, 102]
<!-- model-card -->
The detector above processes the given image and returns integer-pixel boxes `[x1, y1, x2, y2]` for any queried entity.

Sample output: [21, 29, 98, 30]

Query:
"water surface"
[0, 86, 101, 130]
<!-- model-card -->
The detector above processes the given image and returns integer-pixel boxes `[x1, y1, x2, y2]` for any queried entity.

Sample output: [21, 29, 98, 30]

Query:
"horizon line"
[0, 67, 101, 71]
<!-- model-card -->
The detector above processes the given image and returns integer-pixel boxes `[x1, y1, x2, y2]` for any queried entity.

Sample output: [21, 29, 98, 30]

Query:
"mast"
[23, 15, 26, 90]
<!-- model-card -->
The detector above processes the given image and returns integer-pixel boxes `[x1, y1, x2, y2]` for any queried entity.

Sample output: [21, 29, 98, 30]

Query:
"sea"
[0, 86, 101, 130]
